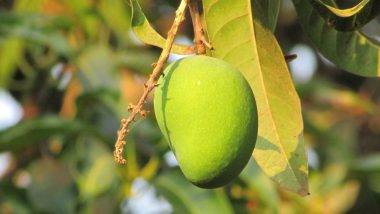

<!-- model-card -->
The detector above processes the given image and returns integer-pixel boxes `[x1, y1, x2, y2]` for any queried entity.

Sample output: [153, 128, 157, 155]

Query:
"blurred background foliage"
[0, 0, 379, 213]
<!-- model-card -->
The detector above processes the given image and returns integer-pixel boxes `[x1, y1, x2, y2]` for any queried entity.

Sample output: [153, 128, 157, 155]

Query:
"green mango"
[154, 55, 258, 188]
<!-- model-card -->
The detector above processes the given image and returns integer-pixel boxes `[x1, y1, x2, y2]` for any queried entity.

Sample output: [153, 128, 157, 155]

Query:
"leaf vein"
[211, 13, 248, 42]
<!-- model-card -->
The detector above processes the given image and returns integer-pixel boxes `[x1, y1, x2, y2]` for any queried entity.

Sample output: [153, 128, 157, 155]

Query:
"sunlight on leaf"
[202, 0, 308, 196]
[314, 0, 370, 17]
[129, 0, 194, 55]
[308, 0, 380, 31]
[293, 0, 380, 77]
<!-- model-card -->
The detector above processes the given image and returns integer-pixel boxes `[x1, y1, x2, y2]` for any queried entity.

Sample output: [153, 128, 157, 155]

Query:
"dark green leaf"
[293, 0, 380, 77]
[310, 0, 380, 31]
[0, 116, 86, 151]
[0, 13, 72, 55]
[251, 0, 281, 31]
[27, 158, 76, 214]
[75, 137, 119, 201]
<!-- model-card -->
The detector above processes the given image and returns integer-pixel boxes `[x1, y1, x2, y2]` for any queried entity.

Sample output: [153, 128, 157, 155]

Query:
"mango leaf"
[154, 169, 233, 213]
[0, 13, 72, 55]
[27, 158, 76, 214]
[310, 0, 380, 31]
[316, 0, 371, 17]
[0, 116, 87, 151]
[75, 89, 121, 142]
[251, 0, 281, 31]
[129, 0, 194, 55]
[115, 49, 158, 74]
[202, 0, 308, 195]
[98, 0, 131, 39]
[81, 196, 117, 214]
[352, 153, 380, 172]
[293, 0, 380, 77]
[76, 138, 119, 201]
[0, 38, 23, 87]
[0, 196, 30, 214]
[77, 45, 119, 92]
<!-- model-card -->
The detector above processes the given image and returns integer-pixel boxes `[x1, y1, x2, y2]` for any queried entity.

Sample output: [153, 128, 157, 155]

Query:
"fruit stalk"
[114, 0, 189, 164]
[188, 0, 211, 54]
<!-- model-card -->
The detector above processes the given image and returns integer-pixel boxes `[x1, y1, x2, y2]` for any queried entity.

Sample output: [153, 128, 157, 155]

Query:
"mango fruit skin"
[154, 55, 258, 188]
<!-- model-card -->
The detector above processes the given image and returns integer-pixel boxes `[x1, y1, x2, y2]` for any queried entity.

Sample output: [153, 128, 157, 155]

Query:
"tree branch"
[114, 0, 189, 164]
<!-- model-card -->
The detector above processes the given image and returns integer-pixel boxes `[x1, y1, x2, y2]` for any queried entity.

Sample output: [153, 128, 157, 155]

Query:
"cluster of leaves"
[0, 0, 379, 213]
[129, 0, 379, 196]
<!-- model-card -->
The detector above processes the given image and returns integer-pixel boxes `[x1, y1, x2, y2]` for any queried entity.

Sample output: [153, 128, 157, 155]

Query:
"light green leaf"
[0, 38, 23, 87]
[129, 0, 194, 55]
[77, 138, 118, 201]
[202, 0, 308, 195]
[140, 156, 159, 180]
[309, 0, 380, 31]
[98, 0, 131, 38]
[154, 169, 233, 214]
[316, 0, 370, 17]
[293, 0, 380, 77]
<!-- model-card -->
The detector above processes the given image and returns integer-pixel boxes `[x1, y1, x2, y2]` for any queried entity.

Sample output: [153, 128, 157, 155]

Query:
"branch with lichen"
[114, 0, 189, 164]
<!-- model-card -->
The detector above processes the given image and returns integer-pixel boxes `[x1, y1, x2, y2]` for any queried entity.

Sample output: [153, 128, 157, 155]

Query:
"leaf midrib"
[243, 0, 301, 187]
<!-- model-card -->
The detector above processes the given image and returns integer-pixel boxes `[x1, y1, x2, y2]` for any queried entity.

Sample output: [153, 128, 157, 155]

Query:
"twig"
[188, 0, 211, 54]
[285, 54, 298, 62]
[114, 0, 189, 164]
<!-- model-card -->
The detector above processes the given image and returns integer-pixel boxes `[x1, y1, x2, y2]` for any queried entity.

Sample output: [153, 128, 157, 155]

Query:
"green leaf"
[0, 116, 86, 151]
[115, 49, 158, 74]
[293, 0, 380, 77]
[316, 0, 371, 17]
[352, 154, 380, 172]
[251, 0, 281, 31]
[202, 0, 308, 195]
[0, 13, 72, 55]
[129, 0, 193, 55]
[309, 0, 380, 31]
[27, 158, 76, 214]
[98, 0, 131, 39]
[0, 38, 23, 87]
[154, 169, 233, 214]
[75, 89, 121, 143]
[77, 45, 119, 91]
[76, 138, 118, 201]
[0, 197, 30, 214]
[240, 160, 279, 212]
